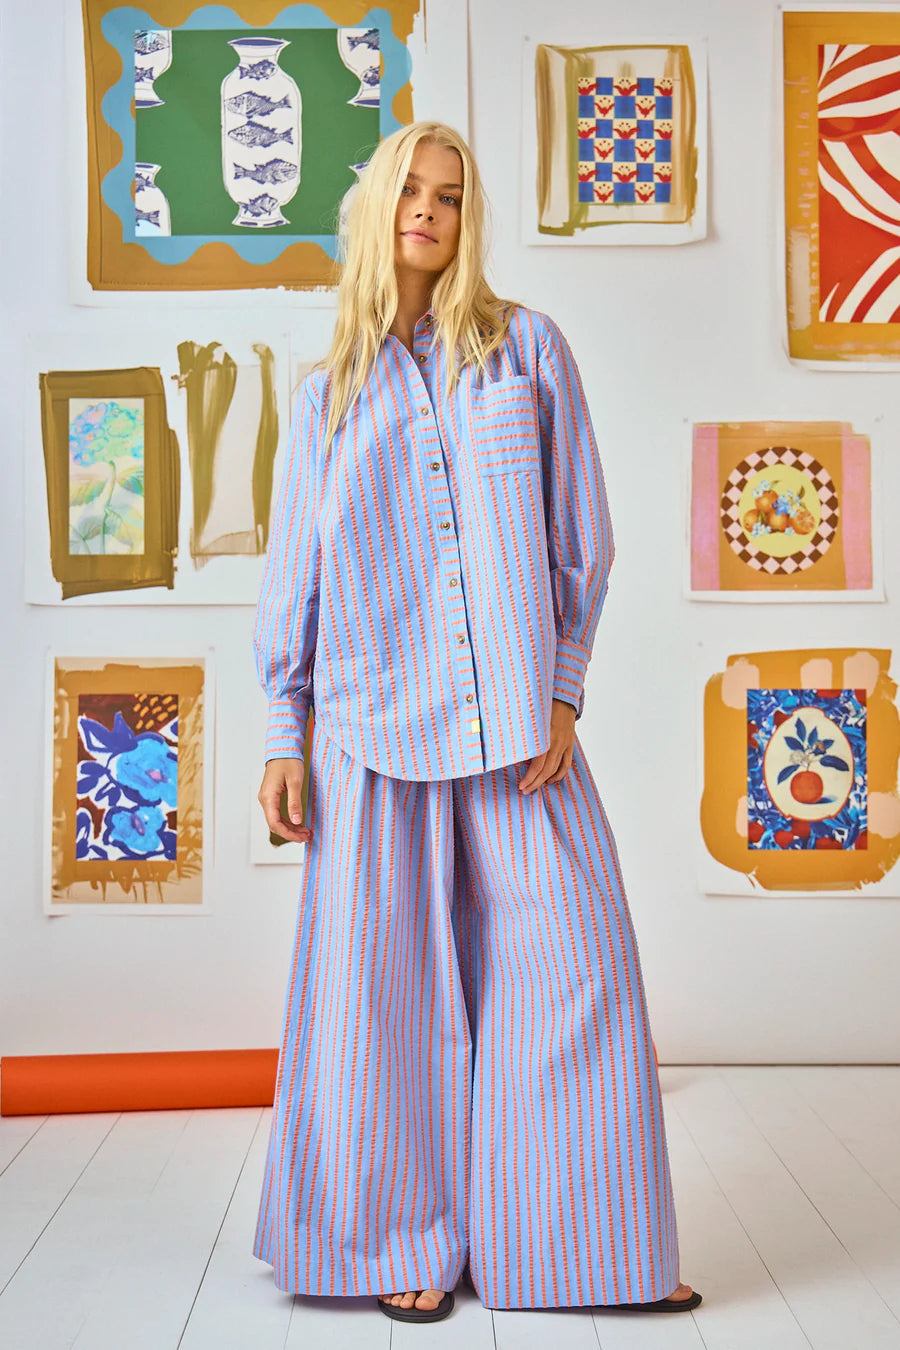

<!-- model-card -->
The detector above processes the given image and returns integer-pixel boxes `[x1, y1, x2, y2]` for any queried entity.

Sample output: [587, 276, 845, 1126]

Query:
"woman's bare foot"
[379, 1288, 444, 1310]
[665, 1283, 694, 1300]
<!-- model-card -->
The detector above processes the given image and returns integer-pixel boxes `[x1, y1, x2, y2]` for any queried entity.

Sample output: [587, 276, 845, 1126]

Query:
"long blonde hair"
[315, 120, 519, 451]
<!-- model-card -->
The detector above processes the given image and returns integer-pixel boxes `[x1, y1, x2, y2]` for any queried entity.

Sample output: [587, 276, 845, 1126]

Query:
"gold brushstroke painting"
[176, 341, 279, 564]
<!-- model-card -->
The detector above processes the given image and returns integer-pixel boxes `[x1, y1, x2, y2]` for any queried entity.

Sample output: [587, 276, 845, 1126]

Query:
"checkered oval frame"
[719, 446, 839, 575]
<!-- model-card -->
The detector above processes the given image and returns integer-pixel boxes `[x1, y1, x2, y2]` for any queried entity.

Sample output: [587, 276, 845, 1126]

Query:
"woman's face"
[394, 140, 464, 280]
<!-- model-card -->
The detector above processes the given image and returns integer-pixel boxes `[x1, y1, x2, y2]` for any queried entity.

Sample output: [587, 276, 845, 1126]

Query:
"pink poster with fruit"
[689, 421, 880, 601]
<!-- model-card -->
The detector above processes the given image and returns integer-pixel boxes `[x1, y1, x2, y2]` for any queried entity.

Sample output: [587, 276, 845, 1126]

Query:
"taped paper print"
[39, 368, 179, 599]
[690, 421, 878, 599]
[33, 340, 288, 602]
[530, 39, 707, 243]
[784, 9, 900, 360]
[49, 657, 208, 908]
[701, 648, 900, 892]
[83, 0, 422, 290]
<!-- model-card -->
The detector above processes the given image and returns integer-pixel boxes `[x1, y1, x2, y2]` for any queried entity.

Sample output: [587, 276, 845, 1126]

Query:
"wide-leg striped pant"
[252, 722, 681, 1310]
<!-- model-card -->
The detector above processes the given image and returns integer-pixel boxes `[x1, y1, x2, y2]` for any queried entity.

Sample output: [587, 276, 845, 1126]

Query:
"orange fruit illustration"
[790, 770, 823, 804]
[766, 510, 790, 532]
[742, 508, 761, 531]
[792, 508, 815, 534]
[756, 489, 778, 512]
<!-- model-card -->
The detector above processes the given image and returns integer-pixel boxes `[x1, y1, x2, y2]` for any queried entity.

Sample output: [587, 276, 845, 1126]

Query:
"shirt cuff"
[553, 638, 590, 721]
[264, 696, 312, 761]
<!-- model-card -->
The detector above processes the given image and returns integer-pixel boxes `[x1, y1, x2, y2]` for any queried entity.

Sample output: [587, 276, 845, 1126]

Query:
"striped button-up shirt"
[254, 304, 614, 781]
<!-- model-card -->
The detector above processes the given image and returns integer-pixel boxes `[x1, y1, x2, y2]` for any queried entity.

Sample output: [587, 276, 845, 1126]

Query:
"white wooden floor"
[1, 1066, 899, 1349]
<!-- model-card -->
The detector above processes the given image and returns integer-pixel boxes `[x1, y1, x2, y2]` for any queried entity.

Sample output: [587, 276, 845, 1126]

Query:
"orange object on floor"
[0, 1049, 278, 1116]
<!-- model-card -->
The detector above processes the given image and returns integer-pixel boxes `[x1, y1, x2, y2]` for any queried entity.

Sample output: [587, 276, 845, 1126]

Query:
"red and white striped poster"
[784, 10, 900, 361]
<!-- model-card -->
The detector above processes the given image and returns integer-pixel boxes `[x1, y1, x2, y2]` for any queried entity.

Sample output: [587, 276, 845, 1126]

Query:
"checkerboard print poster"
[577, 74, 674, 206]
[529, 40, 707, 243]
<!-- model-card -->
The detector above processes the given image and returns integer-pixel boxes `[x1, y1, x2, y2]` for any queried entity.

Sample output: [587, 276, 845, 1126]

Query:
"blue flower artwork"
[746, 688, 867, 851]
[68, 397, 146, 556]
[75, 692, 178, 861]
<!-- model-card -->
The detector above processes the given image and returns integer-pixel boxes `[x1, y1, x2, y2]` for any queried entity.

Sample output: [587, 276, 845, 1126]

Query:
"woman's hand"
[259, 757, 311, 844]
[518, 698, 577, 793]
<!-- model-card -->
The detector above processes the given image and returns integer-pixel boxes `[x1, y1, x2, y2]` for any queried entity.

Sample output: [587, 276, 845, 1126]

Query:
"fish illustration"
[242, 193, 281, 217]
[228, 120, 295, 149]
[238, 59, 277, 80]
[233, 158, 298, 185]
[224, 92, 291, 117]
[134, 30, 168, 55]
[135, 208, 160, 226]
[360, 65, 380, 88]
[347, 28, 380, 50]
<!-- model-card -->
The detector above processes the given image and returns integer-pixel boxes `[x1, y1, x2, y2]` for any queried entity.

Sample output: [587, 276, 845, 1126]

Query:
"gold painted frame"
[40, 367, 179, 599]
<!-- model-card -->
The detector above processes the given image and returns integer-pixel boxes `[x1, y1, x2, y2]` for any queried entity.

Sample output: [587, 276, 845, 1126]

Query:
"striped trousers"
[252, 722, 681, 1309]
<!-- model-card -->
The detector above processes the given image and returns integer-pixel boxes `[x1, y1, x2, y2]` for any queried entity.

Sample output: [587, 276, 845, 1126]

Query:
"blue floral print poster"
[49, 656, 210, 911]
[75, 692, 178, 861]
[746, 688, 867, 851]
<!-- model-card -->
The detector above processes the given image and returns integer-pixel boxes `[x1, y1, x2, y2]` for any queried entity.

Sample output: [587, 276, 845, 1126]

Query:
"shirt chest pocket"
[470, 374, 541, 476]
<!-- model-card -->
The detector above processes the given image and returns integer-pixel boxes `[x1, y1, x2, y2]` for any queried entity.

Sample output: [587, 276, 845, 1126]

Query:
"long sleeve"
[253, 372, 324, 761]
[536, 315, 615, 720]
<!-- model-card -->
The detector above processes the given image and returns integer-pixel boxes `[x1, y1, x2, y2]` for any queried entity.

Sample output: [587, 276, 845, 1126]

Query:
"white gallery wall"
[1, 0, 898, 1064]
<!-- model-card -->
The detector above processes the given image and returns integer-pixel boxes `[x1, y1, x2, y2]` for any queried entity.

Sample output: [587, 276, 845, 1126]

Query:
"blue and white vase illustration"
[134, 30, 172, 109]
[337, 28, 380, 108]
[134, 162, 172, 235]
[221, 37, 301, 228]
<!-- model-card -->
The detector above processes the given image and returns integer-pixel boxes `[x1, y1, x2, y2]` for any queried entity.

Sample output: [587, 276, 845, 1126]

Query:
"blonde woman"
[252, 121, 701, 1326]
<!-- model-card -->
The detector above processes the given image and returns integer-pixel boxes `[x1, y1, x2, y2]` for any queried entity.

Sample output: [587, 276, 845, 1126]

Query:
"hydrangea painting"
[68, 398, 145, 556]
[701, 648, 900, 895]
[49, 657, 209, 911]
[75, 692, 178, 861]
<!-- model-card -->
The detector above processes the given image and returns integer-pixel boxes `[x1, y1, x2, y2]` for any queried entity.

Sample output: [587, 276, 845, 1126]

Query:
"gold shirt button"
[441, 521, 451, 529]
[449, 578, 458, 586]
[466, 694, 474, 702]
[457, 635, 465, 645]
[418, 354, 427, 363]
[431, 461, 440, 470]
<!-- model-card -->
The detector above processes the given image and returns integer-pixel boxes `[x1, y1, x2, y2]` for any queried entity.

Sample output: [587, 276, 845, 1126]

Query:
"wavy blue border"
[100, 4, 408, 265]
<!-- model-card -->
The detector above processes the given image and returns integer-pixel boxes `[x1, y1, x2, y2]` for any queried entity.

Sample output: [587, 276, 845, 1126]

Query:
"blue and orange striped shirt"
[253, 303, 614, 781]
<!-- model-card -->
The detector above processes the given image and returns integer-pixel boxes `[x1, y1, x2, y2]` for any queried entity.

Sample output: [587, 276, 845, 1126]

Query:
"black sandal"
[613, 1288, 703, 1313]
[377, 1289, 455, 1322]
